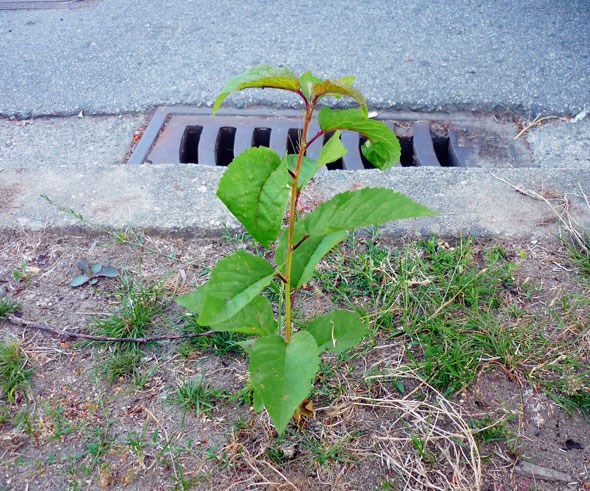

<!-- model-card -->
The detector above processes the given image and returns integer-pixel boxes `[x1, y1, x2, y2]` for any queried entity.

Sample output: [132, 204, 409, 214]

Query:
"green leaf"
[217, 147, 290, 247]
[176, 285, 205, 314]
[91, 263, 102, 275]
[299, 71, 322, 100]
[313, 79, 366, 107]
[303, 188, 437, 236]
[318, 107, 400, 169]
[316, 130, 347, 169]
[248, 331, 320, 435]
[197, 251, 275, 326]
[283, 154, 317, 190]
[253, 385, 263, 412]
[338, 75, 356, 85]
[210, 296, 277, 336]
[214, 65, 301, 114]
[96, 266, 118, 278]
[275, 224, 347, 288]
[305, 310, 368, 353]
[69, 275, 90, 287]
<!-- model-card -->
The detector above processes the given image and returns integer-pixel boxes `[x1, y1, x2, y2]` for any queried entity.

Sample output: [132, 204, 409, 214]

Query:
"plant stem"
[284, 106, 314, 343]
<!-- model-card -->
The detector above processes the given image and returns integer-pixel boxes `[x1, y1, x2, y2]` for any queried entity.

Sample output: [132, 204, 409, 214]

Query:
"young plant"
[177, 65, 436, 434]
[70, 259, 119, 287]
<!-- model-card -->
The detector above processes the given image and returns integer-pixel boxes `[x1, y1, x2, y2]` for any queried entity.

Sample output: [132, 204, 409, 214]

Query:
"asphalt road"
[1, 0, 589, 117]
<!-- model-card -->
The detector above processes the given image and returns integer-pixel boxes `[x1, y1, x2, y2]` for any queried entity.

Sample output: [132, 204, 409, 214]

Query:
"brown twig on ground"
[4, 315, 214, 343]
[513, 115, 563, 140]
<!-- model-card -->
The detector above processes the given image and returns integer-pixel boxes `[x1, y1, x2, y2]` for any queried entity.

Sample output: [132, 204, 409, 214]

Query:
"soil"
[0, 229, 588, 491]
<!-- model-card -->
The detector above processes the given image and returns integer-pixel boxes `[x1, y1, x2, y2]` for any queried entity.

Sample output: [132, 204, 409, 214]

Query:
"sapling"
[177, 65, 436, 434]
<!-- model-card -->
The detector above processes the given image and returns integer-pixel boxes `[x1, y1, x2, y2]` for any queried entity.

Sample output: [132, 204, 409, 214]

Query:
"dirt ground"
[0, 229, 588, 491]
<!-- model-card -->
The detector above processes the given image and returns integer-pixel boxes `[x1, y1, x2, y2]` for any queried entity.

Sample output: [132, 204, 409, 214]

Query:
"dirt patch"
[0, 230, 588, 490]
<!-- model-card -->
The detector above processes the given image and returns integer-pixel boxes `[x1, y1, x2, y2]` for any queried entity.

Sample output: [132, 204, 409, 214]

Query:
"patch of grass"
[295, 429, 362, 468]
[0, 340, 33, 403]
[92, 273, 167, 353]
[100, 351, 143, 383]
[172, 374, 225, 415]
[562, 231, 590, 278]
[179, 313, 244, 356]
[468, 413, 517, 444]
[0, 296, 20, 319]
[318, 234, 590, 417]
[11, 261, 30, 282]
[320, 236, 518, 394]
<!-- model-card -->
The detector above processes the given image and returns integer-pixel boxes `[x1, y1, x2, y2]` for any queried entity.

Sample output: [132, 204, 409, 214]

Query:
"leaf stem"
[284, 105, 314, 343]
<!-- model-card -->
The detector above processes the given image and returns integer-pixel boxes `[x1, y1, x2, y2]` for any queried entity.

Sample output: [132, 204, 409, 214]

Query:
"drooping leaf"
[217, 147, 290, 247]
[248, 331, 320, 435]
[214, 65, 302, 114]
[318, 107, 400, 169]
[305, 310, 368, 353]
[210, 296, 277, 336]
[96, 265, 118, 278]
[70, 275, 90, 287]
[302, 188, 437, 237]
[197, 251, 276, 326]
[275, 224, 347, 288]
[313, 79, 366, 107]
[316, 130, 347, 169]
[283, 154, 317, 190]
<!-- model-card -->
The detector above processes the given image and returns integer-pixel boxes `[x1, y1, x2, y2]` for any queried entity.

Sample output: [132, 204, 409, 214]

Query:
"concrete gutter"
[1, 164, 589, 241]
[0, 115, 589, 241]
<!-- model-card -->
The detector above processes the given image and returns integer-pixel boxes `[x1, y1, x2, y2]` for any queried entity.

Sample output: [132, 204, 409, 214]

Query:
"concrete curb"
[1, 165, 589, 241]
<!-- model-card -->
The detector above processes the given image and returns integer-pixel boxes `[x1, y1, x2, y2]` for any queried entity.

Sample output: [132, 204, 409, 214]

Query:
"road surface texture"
[1, 0, 589, 117]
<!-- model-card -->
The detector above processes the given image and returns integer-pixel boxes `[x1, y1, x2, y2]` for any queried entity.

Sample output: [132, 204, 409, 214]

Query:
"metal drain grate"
[128, 107, 535, 169]
[0, 0, 93, 9]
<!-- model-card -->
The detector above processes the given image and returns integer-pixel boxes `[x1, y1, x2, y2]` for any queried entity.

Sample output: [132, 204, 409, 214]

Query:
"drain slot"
[179, 126, 202, 164]
[216, 127, 236, 166]
[128, 107, 535, 169]
[252, 128, 271, 148]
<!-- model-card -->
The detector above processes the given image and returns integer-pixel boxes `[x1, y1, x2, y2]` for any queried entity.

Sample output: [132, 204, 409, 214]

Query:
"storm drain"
[128, 107, 535, 169]
[0, 0, 93, 8]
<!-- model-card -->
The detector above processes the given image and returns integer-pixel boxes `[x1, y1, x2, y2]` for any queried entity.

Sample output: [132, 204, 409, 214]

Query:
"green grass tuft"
[91, 273, 166, 353]
[172, 374, 225, 415]
[0, 297, 20, 319]
[0, 340, 33, 403]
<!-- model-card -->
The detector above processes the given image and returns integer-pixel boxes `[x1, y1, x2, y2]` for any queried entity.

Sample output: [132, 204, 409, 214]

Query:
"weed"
[299, 430, 362, 467]
[179, 313, 244, 356]
[468, 414, 517, 444]
[0, 297, 19, 319]
[92, 273, 166, 353]
[69, 258, 119, 287]
[563, 232, 590, 278]
[176, 65, 434, 434]
[100, 351, 143, 383]
[172, 374, 224, 415]
[11, 261, 29, 282]
[0, 340, 33, 402]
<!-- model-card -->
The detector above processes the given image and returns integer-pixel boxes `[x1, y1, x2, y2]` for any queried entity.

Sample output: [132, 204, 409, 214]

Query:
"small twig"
[5, 315, 214, 343]
[514, 115, 562, 140]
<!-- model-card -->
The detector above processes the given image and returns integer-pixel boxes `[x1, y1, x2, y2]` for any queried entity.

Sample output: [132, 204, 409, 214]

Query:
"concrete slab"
[1, 164, 588, 241]
[0, 114, 146, 168]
